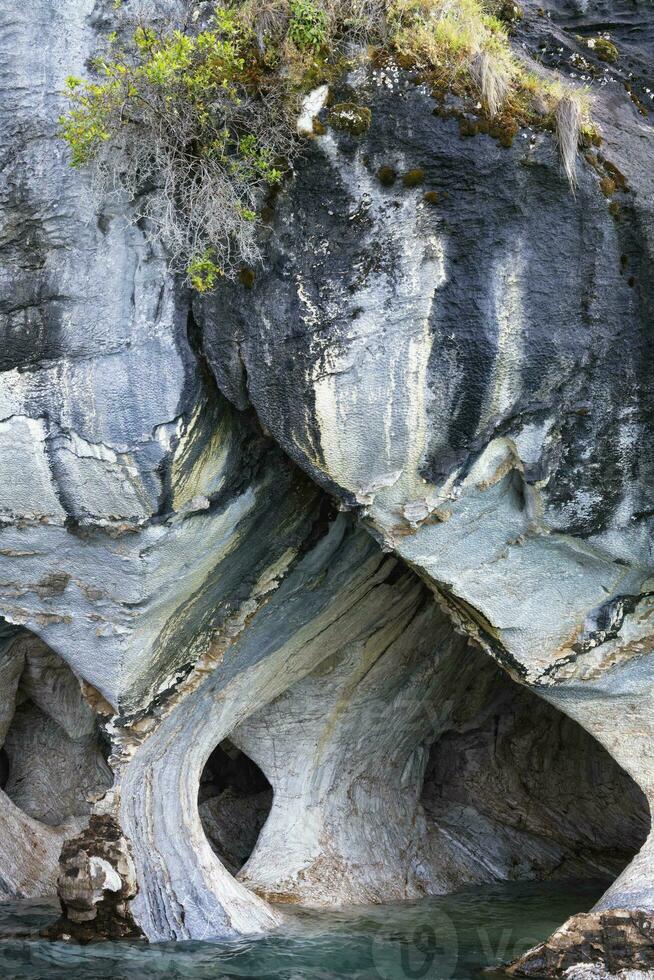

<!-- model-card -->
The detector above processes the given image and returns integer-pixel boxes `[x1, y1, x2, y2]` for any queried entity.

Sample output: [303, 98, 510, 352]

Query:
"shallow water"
[0, 879, 607, 979]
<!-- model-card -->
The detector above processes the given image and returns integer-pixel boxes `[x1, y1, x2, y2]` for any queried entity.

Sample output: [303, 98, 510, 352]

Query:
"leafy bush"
[288, 0, 329, 50]
[60, 6, 290, 284]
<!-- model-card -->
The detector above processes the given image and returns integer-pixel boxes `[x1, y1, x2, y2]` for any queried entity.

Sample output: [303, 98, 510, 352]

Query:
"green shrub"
[59, 5, 291, 286]
[289, 0, 329, 50]
[188, 250, 224, 292]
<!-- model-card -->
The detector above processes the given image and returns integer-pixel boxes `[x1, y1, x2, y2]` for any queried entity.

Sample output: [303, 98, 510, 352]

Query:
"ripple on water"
[0, 879, 609, 980]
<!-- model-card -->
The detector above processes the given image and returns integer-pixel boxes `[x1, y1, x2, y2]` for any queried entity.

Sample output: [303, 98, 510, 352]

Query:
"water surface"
[0, 879, 607, 979]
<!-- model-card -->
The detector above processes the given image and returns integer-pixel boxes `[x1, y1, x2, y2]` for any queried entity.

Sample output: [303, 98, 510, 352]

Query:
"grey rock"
[195, 8, 654, 959]
[0, 0, 653, 973]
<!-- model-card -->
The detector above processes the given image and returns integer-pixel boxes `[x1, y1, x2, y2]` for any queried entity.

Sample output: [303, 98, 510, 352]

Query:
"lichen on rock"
[327, 102, 372, 136]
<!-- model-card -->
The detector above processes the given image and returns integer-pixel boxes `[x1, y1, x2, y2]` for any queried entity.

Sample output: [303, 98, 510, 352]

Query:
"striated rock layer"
[194, 1, 654, 971]
[0, 0, 653, 975]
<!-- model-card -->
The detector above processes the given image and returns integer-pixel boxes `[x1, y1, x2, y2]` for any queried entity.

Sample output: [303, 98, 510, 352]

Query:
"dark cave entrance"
[419, 658, 650, 888]
[0, 622, 112, 830]
[199, 738, 273, 874]
[0, 619, 112, 899]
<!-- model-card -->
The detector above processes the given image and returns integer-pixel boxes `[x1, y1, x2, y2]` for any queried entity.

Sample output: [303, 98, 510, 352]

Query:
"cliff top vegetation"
[60, 0, 592, 290]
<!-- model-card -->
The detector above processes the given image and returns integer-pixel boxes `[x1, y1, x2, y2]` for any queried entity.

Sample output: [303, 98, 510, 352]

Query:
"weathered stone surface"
[506, 908, 654, 977]
[193, 5, 654, 971]
[233, 601, 648, 907]
[1, 0, 653, 972]
[0, 629, 109, 899]
[47, 814, 140, 941]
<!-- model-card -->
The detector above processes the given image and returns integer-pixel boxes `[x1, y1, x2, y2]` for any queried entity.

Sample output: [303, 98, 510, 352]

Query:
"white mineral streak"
[89, 857, 122, 893]
[312, 134, 443, 510]
[297, 85, 329, 135]
[480, 239, 527, 427]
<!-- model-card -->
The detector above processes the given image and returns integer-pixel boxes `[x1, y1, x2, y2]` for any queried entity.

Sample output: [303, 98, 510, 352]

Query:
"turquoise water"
[0, 879, 607, 979]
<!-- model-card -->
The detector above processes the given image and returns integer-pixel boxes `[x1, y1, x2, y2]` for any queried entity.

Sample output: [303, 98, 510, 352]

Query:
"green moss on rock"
[592, 37, 619, 64]
[604, 160, 627, 190]
[402, 168, 425, 187]
[377, 165, 397, 186]
[327, 102, 372, 136]
[459, 117, 479, 138]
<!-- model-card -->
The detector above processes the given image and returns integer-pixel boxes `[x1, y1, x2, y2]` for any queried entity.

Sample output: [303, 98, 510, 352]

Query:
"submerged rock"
[506, 908, 654, 977]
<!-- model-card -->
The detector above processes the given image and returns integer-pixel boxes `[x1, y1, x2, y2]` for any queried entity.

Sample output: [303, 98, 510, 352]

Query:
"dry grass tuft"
[555, 93, 583, 191]
[470, 48, 511, 116]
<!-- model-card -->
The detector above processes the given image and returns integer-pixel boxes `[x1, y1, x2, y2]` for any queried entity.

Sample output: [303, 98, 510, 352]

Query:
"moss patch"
[377, 165, 397, 186]
[239, 267, 256, 288]
[604, 160, 628, 191]
[327, 102, 371, 136]
[592, 38, 619, 64]
[494, 1, 523, 24]
[459, 116, 479, 137]
[402, 168, 425, 188]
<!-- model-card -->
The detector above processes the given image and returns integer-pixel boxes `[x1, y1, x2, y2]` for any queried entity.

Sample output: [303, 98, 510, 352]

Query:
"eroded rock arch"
[1, 0, 653, 974]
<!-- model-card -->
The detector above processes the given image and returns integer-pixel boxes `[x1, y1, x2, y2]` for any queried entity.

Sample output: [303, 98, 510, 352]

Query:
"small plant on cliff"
[288, 0, 329, 49]
[60, 6, 291, 284]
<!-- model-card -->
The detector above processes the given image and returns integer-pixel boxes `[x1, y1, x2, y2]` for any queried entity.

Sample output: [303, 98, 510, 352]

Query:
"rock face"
[505, 908, 654, 977]
[233, 613, 648, 907]
[194, 1, 654, 969]
[1, 0, 653, 975]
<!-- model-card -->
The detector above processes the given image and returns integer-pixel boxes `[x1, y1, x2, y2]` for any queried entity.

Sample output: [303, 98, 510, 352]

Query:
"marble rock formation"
[1, 0, 653, 976]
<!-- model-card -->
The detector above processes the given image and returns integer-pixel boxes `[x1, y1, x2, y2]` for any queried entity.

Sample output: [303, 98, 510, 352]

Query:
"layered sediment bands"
[232, 562, 454, 906]
[115, 519, 435, 939]
[58, 515, 466, 941]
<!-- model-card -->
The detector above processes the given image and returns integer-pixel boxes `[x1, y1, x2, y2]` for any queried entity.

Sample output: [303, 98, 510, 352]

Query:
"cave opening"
[0, 622, 112, 828]
[418, 659, 651, 890]
[199, 738, 273, 874]
[191, 547, 650, 910]
[178, 514, 650, 926]
[0, 620, 112, 898]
